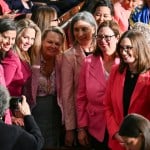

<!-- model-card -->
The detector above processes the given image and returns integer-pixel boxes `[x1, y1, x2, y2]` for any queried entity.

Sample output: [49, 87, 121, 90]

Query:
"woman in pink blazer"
[61, 11, 97, 147]
[76, 20, 120, 150]
[105, 30, 150, 150]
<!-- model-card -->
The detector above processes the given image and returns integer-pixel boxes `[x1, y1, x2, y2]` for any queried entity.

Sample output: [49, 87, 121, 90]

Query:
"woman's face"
[1, 30, 16, 52]
[73, 20, 95, 47]
[121, 135, 143, 150]
[42, 31, 63, 58]
[97, 26, 118, 56]
[122, 0, 140, 11]
[17, 28, 36, 51]
[119, 37, 136, 64]
[93, 6, 112, 25]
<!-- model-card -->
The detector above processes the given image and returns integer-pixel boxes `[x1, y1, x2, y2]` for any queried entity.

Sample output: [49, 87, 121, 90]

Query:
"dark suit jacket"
[0, 115, 44, 150]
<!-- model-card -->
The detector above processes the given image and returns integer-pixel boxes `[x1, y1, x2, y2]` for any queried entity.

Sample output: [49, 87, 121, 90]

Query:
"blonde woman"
[1, 18, 41, 126]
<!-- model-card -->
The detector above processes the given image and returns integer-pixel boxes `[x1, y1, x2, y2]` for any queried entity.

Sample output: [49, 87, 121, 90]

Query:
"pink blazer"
[105, 65, 150, 150]
[2, 50, 31, 96]
[61, 45, 86, 130]
[76, 55, 119, 142]
[114, 2, 131, 33]
[0, 0, 11, 14]
[0, 64, 5, 86]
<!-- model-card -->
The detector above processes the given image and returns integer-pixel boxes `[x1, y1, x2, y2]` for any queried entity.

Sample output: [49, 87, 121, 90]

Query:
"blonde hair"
[42, 26, 67, 52]
[15, 18, 41, 64]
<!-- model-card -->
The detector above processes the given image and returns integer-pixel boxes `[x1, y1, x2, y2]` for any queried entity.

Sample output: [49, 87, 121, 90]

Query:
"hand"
[18, 95, 31, 116]
[114, 132, 124, 143]
[65, 130, 74, 146]
[12, 116, 24, 126]
[78, 128, 89, 146]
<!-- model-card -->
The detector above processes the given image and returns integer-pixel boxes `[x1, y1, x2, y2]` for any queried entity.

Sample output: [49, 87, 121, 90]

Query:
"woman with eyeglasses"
[119, 113, 150, 150]
[76, 20, 120, 150]
[104, 30, 150, 150]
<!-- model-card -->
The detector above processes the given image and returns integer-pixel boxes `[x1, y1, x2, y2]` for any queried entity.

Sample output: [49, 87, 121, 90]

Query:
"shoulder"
[3, 50, 20, 62]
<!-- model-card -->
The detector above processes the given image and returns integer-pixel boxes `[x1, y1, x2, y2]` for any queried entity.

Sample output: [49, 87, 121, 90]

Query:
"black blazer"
[0, 115, 44, 150]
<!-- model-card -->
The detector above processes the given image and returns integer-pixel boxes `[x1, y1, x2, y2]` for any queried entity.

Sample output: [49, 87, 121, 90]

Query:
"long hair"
[119, 113, 150, 150]
[31, 6, 58, 32]
[117, 30, 150, 73]
[15, 18, 41, 64]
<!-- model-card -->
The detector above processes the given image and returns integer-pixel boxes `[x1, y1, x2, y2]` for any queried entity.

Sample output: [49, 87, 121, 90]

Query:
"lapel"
[89, 56, 106, 87]
[115, 68, 126, 117]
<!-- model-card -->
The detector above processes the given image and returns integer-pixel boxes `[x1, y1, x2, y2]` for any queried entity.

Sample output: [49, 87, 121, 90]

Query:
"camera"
[9, 97, 23, 110]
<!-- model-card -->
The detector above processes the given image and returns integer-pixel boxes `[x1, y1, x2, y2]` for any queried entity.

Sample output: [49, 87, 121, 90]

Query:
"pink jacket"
[0, 0, 11, 14]
[114, 2, 131, 33]
[61, 45, 86, 130]
[105, 65, 150, 150]
[76, 55, 119, 142]
[2, 50, 31, 97]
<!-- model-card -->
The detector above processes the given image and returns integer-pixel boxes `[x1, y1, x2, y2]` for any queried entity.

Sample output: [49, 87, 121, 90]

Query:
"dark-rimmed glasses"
[119, 45, 133, 53]
[95, 34, 115, 41]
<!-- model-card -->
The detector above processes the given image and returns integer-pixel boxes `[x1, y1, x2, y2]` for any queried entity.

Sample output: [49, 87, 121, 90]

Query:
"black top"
[123, 68, 139, 116]
[0, 115, 44, 150]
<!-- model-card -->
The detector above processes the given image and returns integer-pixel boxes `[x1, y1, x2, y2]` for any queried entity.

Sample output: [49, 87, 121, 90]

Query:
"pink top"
[76, 55, 119, 142]
[2, 50, 31, 97]
[0, 0, 11, 14]
[114, 2, 131, 33]
[0, 64, 12, 125]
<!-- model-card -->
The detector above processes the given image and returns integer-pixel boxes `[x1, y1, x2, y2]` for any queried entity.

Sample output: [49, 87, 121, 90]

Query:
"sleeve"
[2, 51, 20, 86]
[76, 58, 88, 128]
[61, 52, 76, 130]
[104, 66, 120, 138]
[13, 115, 44, 150]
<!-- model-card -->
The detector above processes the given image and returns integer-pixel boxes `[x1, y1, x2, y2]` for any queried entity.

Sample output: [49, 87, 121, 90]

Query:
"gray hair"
[70, 11, 98, 43]
[132, 22, 150, 46]
[0, 85, 10, 117]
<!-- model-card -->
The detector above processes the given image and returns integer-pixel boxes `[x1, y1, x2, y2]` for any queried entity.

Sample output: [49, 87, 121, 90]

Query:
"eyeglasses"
[96, 34, 115, 41]
[119, 45, 133, 53]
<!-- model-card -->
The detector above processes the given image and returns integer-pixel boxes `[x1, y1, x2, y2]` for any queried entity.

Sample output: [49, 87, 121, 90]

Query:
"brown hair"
[31, 6, 58, 32]
[117, 30, 150, 73]
[93, 20, 120, 57]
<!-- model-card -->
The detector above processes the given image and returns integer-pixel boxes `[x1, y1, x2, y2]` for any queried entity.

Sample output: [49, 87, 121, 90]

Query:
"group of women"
[0, 0, 150, 150]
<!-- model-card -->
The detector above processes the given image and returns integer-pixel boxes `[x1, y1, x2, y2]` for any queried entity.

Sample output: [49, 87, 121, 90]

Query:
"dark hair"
[119, 113, 150, 150]
[91, 0, 114, 16]
[117, 30, 150, 73]
[0, 19, 16, 33]
[93, 20, 120, 57]
[70, 11, 97, 43]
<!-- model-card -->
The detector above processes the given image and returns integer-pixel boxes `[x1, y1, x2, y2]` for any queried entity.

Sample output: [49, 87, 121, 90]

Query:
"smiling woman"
[1, 18, 41, 126]
[104, 30, 150, 150]
[61, 11, 98, 147]
[119, 113, 150, 150]
[31, 26, 67, 149]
